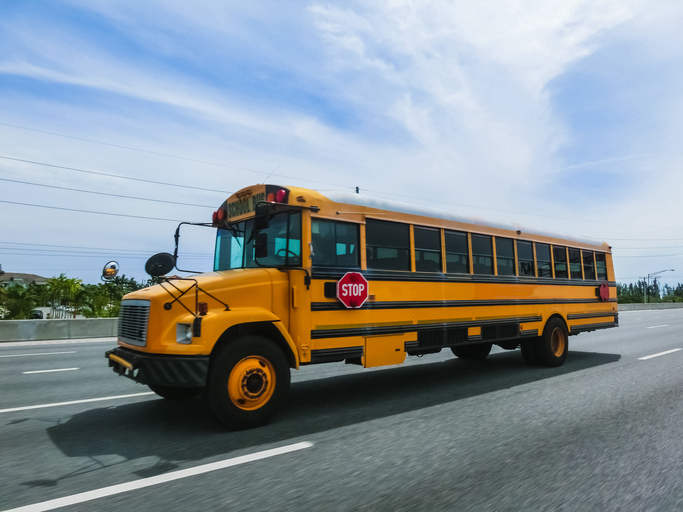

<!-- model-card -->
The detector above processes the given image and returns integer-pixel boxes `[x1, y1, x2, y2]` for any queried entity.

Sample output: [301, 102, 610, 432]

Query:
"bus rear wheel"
[208, 336, 290, 430]
[451, 343, 492, 360]
[521, 318, 568, 367]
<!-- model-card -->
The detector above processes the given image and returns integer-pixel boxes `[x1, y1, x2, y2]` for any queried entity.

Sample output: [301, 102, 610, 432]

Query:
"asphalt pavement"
[1, 309, 682, 511]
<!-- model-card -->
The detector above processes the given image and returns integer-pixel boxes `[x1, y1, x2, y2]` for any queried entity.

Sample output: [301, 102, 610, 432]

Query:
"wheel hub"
[228, 356, 276, 410]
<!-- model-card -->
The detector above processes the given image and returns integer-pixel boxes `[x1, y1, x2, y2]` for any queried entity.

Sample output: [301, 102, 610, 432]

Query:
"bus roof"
[321, 190, 607, 249]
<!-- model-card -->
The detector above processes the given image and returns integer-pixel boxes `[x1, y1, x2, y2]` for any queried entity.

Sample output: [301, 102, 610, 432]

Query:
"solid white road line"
[0, 392, 155, 413]
[23, 368, 79, 374]
[0, 351, 77, 358]
[638, 348, 682, 360]
[0, 338, 116, 348]
[5, 441, 314, 512]
[646, 324, 669, 329]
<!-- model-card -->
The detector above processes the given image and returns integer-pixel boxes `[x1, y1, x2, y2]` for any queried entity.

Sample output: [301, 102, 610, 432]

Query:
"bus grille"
[118, 300, 151, 347]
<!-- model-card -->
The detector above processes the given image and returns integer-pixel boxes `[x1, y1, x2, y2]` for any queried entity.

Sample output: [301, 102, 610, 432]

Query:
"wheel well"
[210, 322, 296, 369]
[544, 314, 568, 335]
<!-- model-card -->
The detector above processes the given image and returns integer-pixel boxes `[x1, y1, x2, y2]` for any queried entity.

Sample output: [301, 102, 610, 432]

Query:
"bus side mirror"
[254, 204, 270, 231]
[102, 261, 119, 281]
[254, 233, 268, 259]
[145, 252, 176, 277]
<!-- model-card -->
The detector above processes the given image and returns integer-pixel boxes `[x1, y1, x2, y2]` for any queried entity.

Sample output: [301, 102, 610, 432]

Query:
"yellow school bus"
[106, 184, 617, 429]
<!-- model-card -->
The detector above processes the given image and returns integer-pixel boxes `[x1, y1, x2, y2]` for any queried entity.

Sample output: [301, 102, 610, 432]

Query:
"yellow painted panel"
[363, 334, 410, 368]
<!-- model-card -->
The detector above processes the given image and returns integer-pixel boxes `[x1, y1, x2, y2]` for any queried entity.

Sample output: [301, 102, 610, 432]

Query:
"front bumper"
[106, 347, 210, 388]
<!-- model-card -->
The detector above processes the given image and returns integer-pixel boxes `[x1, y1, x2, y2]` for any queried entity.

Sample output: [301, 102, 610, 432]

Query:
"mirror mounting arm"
[172, 221, 214, 274]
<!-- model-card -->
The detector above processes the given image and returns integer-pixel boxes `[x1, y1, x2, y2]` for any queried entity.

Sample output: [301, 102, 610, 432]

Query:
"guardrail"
[618, 303, 683, 311]
[0, 318, 118, 342]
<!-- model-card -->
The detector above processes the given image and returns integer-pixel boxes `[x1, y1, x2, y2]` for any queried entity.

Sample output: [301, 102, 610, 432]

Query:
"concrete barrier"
[618, 303, 683, 311]
[0, 318, 118, 342]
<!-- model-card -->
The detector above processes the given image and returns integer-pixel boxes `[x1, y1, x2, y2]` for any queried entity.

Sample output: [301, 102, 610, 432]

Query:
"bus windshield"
[214, 210, 301, 270]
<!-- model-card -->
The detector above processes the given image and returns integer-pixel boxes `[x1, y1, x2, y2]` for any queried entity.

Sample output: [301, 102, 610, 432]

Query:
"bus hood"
[121, 268, 283, 314]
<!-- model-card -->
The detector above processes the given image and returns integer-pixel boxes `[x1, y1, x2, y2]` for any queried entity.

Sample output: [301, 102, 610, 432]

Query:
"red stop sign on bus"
[337, 272, 369, 308]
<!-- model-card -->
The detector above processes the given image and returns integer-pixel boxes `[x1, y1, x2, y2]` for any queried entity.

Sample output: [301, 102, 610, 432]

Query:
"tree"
[5, 286, 37, 319]
[0, 286, 7, 318]
[47, 274, 82, 318]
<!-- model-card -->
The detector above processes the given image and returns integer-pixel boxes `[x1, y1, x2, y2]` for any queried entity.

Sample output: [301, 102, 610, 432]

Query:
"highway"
[1, 309, 682, 511]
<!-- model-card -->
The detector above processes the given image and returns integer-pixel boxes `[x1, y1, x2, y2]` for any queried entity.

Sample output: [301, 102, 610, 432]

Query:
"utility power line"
[0, 200, 188, 222]
[0, 155, 230, 194]
[0, 177, 213, 208]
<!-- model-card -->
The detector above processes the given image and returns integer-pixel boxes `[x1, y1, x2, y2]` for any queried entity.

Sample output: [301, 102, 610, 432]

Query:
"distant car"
[31, 310, 43, 319]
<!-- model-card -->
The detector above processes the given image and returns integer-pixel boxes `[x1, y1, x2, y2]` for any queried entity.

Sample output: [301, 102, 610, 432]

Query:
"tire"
[450, 343, 492, 360]
[208, 336, 290, 430]
[520, 339, 540, 365]
[149, 385, 200, 400]
[522, 318, 568, 367]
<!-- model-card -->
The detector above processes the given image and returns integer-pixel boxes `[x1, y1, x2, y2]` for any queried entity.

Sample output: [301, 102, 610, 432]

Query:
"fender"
[198, 308, 299, 369]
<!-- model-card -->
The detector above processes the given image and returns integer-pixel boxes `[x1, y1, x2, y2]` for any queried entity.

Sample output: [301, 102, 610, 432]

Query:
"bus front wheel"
[451, 343, 492, 360]
[208, 336, 291, 430]
[521, 318, 568, 367]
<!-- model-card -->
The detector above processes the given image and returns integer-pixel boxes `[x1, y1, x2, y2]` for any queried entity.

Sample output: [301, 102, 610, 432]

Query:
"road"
[1, 309, 682, 511]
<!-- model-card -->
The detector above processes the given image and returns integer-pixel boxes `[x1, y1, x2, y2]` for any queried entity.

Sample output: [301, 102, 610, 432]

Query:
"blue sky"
[1, 0, 682, 286]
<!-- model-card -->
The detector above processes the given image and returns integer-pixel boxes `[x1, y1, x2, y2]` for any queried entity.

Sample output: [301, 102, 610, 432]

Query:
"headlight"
[176, 323, 193, 344]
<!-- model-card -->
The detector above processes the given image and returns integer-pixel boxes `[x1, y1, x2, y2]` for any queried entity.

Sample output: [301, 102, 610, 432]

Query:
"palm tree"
[5, 286, 37, 319]
[47, 274, 82, 318]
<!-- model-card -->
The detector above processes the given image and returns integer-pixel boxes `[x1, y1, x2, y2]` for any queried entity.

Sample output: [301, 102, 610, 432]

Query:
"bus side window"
[569, 248, 582, 279]
[583, 250, 596, 280]
[414, 227, 441, 272]
[472, 234, 494, 275]
[495, 237, 515, 276]
[536, 243, 552, 277]
[366, 219, 411, 271]
[445, 231, 469, 274]
[517, 241, 534, 277]
[596, 253, 607, 280]
[553, 246, 568, 279]
[311, 219, 360, 268]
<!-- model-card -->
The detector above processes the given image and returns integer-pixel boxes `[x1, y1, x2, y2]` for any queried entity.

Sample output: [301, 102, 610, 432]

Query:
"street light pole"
[645, 269, 675, 303]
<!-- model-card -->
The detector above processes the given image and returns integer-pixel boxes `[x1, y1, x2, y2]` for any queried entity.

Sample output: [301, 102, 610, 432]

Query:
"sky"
[1, 0, 683, 288]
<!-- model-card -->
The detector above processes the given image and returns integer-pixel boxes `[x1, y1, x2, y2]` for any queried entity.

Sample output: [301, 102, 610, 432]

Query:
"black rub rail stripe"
[567, 312, 618, 320]
[570, 321, 618, 334]
[311, 268, 617, 288]
[312, 298, 617, 312]
[311, 315, 542, 340]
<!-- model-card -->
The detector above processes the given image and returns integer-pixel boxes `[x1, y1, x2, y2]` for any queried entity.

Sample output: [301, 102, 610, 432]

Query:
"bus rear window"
[583, 251, 596, 280]
[596, 253, 608, 280]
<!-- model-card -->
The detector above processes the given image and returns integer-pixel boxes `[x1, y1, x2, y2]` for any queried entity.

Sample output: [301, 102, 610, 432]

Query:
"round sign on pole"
[336, 272, 369, 308]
